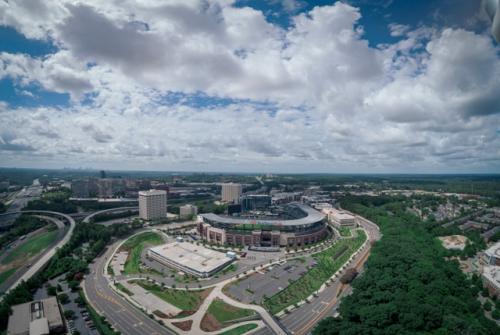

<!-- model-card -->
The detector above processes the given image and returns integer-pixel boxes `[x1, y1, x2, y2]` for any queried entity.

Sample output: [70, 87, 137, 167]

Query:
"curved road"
[278, 214, 380, 335]
[83, 213, 380, 335]
[82, 207, 138, 223]
[0, 210, 76, 297]
[83, 241, 176, 335]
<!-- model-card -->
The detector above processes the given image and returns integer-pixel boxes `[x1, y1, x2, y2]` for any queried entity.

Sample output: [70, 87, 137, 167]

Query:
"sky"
[0, 0, 499, 174]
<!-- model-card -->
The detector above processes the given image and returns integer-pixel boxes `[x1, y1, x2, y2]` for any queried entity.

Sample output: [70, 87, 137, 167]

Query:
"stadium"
[198, 203, 328, 248]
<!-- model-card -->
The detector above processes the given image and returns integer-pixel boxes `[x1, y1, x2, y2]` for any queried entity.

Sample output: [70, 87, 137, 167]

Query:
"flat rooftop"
[485, 241, 500, 258]
[7, 297, 63, 335]
[323, 208, 355, 220]
[483, 265, 500, 289]
[149, 242, 231, 273]
[139, 189, 167, 196]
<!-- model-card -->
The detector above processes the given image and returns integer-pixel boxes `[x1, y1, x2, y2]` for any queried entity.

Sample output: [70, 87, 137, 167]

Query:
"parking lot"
[137, 240, 285, 288]
[226, 257, 316, 304]
[33, 276, 98, 335]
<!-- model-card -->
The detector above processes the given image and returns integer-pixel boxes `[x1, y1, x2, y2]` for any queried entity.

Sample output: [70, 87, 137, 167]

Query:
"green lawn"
[1, 230, 59, 265]
[207, 298, 256, 324]
[133, 280, 209, 311]
[0, 267, 18, 286]
[338, 227, 352, 237]
[263, 230, 366, 314]
[121, 232, 163, 274]
[220, 264, 238, 275]
[218, 323, 258, 335]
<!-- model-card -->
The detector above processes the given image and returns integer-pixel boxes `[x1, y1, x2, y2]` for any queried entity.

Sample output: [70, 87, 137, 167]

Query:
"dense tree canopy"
[314, 197, 498, 335]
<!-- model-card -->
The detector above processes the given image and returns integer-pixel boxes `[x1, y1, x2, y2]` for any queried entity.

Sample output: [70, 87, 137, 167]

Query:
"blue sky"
[0, 0, 498, 173]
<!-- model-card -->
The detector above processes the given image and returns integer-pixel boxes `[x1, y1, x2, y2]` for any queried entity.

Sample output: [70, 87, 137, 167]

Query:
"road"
[86, 228, 287, 335]
[279, 214, 380, 334]
[0, 179, 43, 228]
[82, 206, 139, 223]
[0, 210, 76, 297]
[83, 242, 176, 335]
[83, 214, 380, 335]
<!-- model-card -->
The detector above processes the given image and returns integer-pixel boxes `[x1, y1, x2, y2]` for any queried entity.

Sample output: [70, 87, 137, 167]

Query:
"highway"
[82, 206, 139, 223]
[0, 180, 43, 228]
[279, 214, 380, 334]
[0, 210, 76, 297]
[83, 242, 176, 335]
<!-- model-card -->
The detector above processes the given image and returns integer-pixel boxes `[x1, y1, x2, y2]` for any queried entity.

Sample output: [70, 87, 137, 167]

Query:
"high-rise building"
[97, 178, 113, 198]
[221, 183, 242, 203]
[100, 170, 106, 178]
[139, 189, 167, 220]
[179, 204, 198, 219]
[71, 179, 89, 197]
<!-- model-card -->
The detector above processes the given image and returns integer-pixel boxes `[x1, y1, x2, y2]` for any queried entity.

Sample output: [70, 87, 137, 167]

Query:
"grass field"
[1, 230, 59, 265]
[133, 280, 210, 311]
[220, 264, 238, 275]
[207, 298, 256, 324]
[0, 267, 18, 286]
[263, 230, 366, 314]
[121, 232, 163, 274]
[218, 323, 258, 335]
[338, 227, 352, 237]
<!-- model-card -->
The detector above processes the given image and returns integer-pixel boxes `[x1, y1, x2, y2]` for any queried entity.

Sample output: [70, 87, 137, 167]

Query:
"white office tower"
[139, 189, 167, 220]
[221, 183, 243, 203]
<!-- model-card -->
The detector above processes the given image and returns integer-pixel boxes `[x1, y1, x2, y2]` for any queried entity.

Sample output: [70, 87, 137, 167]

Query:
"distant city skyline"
[0, 1, 499, 173]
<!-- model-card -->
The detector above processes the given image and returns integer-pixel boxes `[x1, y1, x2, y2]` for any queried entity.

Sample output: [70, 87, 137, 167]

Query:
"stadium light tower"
[484, 0, 500, 42]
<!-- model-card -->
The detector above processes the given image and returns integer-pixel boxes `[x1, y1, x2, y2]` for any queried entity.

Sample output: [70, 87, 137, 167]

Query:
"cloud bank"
[0, 0, 499, 173]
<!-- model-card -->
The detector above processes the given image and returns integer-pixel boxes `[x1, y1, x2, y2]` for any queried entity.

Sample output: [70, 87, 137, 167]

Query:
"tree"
[64, 310, 75, 319]
[46, 285, 57, 296]
[484, 301, 492, 312]
[58, 293, 69, 304]
[314, 197, 499, 335]
[339, 268, 358, 284]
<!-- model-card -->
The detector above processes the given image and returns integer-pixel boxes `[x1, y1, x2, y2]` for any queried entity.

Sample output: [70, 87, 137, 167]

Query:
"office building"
[139, 189, 167, 220]
[482, 265, 500, 298]
[482, 242, 500, 266]
[179, 204, 198, 219]
[322, 208, 357, 227]
[71, 179, 89, 198]
[7, 297, 65, 335]
[221, 183, 242, 203]
[147, 242, 233, 278]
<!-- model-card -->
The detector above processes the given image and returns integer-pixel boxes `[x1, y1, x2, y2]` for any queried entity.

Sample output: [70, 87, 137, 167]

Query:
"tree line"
[313, 195, 498, 335]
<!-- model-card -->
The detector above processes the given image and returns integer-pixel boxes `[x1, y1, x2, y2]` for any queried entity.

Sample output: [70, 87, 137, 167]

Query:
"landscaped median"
[218, 323, 259, 335]
[119, 231, 163, 274]
[263, 230, 367, 315]
[201, 298, 258, 331]
[130, 279, 212, 316]
[338, 227, 352, 237]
